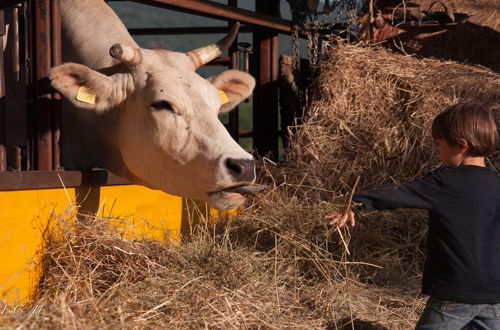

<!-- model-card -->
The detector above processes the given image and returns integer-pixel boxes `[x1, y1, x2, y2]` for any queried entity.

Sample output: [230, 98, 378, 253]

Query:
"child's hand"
[325, 209, 356, 227]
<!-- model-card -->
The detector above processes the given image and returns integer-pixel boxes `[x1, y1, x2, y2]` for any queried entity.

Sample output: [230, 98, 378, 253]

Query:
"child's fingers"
[349, 211, 356, 227]
[328, 214, 340, 225]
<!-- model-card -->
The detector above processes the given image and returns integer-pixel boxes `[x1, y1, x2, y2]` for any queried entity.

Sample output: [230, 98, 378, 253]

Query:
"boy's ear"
[457, 138, 468, 152]
[49, 63, 130, 113]
[207, 70, 255, 113]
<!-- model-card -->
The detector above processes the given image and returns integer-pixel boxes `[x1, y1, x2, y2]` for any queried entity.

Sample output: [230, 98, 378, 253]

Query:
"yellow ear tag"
[76, 86, 97, 105]
[218, 90, 229, 105]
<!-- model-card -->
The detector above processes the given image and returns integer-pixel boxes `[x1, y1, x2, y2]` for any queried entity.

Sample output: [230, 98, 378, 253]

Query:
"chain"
[287, 0, 362, 68]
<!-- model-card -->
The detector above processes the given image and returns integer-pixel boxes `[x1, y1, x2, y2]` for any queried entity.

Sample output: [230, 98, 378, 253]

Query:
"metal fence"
[0, 0, 289, 191]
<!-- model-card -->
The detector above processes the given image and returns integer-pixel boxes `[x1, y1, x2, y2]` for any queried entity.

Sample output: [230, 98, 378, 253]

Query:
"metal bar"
[0, 170, 130, 191]
[125, 0, 292, 34]
[252, 0, 280, 158]
[13, 146, 21, 171]
[0, 10, 6, 172]
[12, 5, 20, 82]
[204, 56, 231, 66]
[26, 1, 35, 170]
[34, 0, 52, 170]
[51, 0, 61, 170]
[128, 26, 253, 35]
[227, 0, 239, 142]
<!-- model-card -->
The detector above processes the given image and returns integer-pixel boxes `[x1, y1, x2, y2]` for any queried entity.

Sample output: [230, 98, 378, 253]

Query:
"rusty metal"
[128, 26, 253, 36]
[227, 0, 239, 142]
[125, 0, 292, 34]
[0, 170, 130, 191]
[51, 0, 62, 170]
[374, 0, 471, 42]
[252, 0, 280, 158]
[34, 0, 53, 171]
[12, 5, 20, 82]
[0, 10, 6, 172]
[10, 146, 22, 171]
[239, 42, 251, 74]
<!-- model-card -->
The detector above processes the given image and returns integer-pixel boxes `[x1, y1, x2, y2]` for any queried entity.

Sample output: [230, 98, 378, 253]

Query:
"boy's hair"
[431, 102, 499, 157]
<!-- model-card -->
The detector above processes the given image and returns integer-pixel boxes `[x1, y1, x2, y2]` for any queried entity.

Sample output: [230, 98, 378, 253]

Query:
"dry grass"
[4, 46, 497, 329]
[1, 191, 425, 330]
[286, 44, 500, 196]
[2, 2, 499, 328]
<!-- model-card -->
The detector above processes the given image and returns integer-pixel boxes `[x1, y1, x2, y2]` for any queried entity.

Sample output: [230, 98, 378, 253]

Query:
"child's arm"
[326, 168, 445, 227]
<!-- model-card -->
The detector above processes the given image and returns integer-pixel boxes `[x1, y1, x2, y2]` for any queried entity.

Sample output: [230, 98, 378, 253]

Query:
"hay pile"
[4, 46, 499, 329]
[285, 44, 500, 196]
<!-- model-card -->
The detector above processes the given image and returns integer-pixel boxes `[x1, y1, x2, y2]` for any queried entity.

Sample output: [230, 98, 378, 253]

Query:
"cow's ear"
[208, 70, 255, 113]
[49, 63, 129, 112]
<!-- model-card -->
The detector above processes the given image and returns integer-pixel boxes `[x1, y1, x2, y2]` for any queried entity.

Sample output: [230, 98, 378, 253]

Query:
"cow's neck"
[61, 0, 138, 68]
[60, 0, 138, 178]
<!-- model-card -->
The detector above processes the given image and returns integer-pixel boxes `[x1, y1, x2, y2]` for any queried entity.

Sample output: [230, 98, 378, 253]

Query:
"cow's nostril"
[225, 158, 243, 175]
[224, 158, 255, 182]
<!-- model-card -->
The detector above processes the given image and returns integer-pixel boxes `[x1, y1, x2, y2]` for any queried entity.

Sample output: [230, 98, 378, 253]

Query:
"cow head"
[49, 24, 258, 210]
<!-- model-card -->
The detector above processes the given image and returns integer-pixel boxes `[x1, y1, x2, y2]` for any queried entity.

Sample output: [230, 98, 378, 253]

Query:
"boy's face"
[435, 138, 466, 167]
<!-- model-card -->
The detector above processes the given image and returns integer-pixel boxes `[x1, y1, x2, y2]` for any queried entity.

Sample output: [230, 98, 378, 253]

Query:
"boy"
[326, 102, 500, 329]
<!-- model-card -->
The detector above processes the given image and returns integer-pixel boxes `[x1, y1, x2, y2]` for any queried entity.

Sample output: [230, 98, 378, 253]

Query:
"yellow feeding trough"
[0, 174, 236, 304]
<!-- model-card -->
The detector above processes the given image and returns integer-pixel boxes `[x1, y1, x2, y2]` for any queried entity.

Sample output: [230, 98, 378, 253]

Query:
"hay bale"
[6, 46, 499, 330]
[285, 44, 500, 196]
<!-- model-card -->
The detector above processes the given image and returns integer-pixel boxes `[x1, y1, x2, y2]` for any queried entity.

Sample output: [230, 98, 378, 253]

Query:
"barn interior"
[0, 0, 499, 328]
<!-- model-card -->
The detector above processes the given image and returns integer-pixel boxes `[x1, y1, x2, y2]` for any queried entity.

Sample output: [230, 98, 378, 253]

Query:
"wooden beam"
[0, 10, 6, 171]
[0, 170, 130, 191]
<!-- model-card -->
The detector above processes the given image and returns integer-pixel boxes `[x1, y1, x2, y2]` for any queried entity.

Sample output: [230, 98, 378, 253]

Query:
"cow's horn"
[109, 44, 142, 66]
[186, 22, 239, 69]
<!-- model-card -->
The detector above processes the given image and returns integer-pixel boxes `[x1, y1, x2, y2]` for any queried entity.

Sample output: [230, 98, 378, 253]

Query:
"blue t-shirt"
[354, 165, 500, 303]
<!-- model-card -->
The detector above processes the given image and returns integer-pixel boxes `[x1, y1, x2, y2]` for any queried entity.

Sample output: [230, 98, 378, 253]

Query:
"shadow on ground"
[326, 318, 390, 330]
[389, 22, 500, 72]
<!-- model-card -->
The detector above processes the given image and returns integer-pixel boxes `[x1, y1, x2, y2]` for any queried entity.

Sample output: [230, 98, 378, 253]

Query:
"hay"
[3, 196, 424, 329]
[285, 44, 500, 197]
[4, 17, 500, 329]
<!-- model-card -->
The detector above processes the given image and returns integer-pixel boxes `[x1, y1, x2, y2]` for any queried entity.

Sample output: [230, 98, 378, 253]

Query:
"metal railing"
[0, 0, 283, 190]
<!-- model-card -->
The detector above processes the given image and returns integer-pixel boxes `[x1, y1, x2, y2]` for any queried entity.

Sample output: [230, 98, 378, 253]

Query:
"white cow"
[49, 0, 259, 210]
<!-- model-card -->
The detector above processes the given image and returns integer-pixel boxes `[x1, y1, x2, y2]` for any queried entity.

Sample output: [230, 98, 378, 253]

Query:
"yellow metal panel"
[98, 185, 183, 242]
[0, 185, 183, 304]
[0, 189, 76, 303]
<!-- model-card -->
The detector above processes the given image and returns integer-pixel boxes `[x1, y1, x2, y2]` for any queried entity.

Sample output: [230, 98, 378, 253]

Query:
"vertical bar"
[34, 0, 53, 170]
[51, 0, 62, 170]
[0, 10, 6, 172]
[24, 1, 35, 170]
[228, 0, 239, 142]
[252, 0, 280, 159]
[13, 146, 21, 171]
[12, 5, 20, 82]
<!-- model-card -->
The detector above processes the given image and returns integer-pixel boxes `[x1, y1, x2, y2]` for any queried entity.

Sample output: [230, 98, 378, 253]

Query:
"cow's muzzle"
[224, 158, 256, 182]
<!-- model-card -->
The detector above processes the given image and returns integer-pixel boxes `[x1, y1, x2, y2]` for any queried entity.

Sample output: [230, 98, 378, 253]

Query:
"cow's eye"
[150, 101, 174, 112]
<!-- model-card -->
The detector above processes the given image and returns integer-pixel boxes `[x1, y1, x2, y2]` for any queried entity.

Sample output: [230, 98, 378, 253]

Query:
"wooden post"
[33, 0, 53, 171]
[51, 0, 62, 170]
[252, 0, 280, 159]
[0, 9, 6, 172]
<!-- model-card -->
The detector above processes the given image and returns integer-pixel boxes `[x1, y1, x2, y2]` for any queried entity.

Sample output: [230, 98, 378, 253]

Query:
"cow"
[49, 0, 260, 210]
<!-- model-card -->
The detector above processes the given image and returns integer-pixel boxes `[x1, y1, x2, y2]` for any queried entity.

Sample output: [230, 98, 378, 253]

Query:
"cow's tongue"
[224, 184, 268, 196]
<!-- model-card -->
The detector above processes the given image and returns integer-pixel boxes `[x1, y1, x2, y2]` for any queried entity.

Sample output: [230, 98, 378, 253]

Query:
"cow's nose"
[224, 158, 255, 182]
